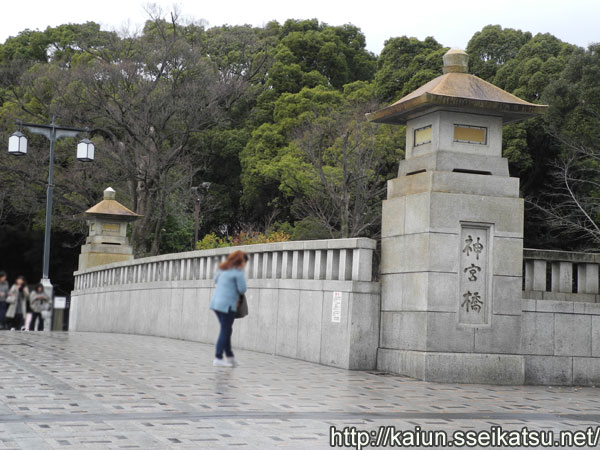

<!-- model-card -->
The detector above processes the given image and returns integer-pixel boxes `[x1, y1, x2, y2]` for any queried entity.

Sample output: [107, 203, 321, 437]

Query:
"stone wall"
[522, 248, 600, 385]
[521, 299, 600, 385]
[69, 238, 380, 370]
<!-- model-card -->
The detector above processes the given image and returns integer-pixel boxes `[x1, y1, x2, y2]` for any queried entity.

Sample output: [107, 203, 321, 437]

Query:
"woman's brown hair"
[218, 250, 249, 271]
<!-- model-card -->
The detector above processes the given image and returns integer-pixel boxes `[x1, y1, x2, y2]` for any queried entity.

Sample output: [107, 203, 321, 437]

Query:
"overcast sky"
[0, 0, 597, 54]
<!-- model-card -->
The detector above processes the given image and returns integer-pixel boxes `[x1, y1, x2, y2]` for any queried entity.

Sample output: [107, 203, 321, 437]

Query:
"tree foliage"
[0, 14, 597, 292]
[287, 98, 402, 238]
[269, 19, 376, 94]
[532, 44, 600, 248]
[466, 25, 531, 81]
[374, 36, 445, 102]
[2, 13, 269, 258]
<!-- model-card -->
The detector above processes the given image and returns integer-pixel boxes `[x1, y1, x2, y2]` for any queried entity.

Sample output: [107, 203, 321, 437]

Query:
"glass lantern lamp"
[77, 138, 94, 162]
[8, 131, 28, 156]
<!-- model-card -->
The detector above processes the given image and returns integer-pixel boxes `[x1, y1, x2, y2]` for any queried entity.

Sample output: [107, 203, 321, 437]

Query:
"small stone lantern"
[78, 187, 141, 271]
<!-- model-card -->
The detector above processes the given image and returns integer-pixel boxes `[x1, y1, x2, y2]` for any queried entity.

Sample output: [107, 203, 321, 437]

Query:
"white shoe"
[213, 358, 233, 367]
[226, 357, 238, 367]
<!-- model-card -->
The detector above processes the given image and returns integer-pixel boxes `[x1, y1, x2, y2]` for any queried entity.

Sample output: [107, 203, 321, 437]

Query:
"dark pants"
[8, 314, 23, 330]
[0, 302, 6, 329]
[215, 309, 235, 359]
[29, 312, 44, 331]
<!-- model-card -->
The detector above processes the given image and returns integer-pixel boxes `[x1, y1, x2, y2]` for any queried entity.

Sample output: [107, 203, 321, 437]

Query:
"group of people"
[0, 271, 51, 331]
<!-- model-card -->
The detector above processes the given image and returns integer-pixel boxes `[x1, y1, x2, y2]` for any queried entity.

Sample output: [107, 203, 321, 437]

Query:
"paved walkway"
[0, 332, 598, 449]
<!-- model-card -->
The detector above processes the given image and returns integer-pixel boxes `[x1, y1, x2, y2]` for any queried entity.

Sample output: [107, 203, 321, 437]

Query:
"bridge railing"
[523, 248, 600, 302]
[73, 238, 376, 291]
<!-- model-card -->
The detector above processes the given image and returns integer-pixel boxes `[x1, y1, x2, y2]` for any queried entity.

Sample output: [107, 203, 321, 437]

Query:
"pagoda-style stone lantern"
[78, 187, 141, 271]
[368, 49, 546, 384]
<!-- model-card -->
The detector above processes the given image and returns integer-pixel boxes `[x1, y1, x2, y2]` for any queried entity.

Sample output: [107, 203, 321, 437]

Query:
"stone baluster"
[524, 259, 547, 291]
[314, 250, 327, 280]
[200, 258, 205, 279]
[180, 259, 186, 280]
[577, 263, 599, 294]
[303, 250, 315, 280]
[326, 249, 340, 280]
[338, 249, 353, 281]
[168, 261, 174, 281]
[551, 261, 573, 293]
[272, 252, 282, 278]
[252, 253, 263, 279]
[352, 248, 373, 282]
[292, 250, 303, 279]
[262, 252, 272, 279]
[282, 251, 293, 279]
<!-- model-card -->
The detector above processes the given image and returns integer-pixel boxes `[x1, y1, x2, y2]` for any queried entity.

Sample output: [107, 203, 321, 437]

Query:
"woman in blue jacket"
[209, 250, 248, 367]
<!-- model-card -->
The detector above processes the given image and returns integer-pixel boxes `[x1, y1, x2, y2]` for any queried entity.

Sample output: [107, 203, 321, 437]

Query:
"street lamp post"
[8, 117, 94, 300]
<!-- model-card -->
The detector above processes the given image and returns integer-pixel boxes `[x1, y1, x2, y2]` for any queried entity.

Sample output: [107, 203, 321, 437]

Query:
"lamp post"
[8, 117, 94, 298]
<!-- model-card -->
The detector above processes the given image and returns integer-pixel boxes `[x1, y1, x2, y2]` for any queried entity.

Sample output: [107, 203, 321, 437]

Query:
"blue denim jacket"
[209, 269, 247, 313]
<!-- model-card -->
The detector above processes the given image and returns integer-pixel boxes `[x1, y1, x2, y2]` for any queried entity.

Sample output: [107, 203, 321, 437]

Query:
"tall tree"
[288, 100, 402, 238]
[531, 44, 600, 249]
[24, 15, 264, 255]
[241, 82, 403, 238]
[239, 21, 378, 226]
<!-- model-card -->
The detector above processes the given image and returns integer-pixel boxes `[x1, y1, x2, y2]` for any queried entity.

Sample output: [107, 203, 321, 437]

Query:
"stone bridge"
[70, 240, 600, 386]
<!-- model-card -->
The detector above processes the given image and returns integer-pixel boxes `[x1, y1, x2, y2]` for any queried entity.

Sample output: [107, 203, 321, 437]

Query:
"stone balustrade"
[70, 238, 380, 371]
[523, 248, 600, 301]
[74, 238, 375, 291]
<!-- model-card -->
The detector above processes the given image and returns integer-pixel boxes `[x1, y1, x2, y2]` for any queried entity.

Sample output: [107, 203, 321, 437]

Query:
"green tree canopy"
[533, 44, 600, 248]
[240, 82, 403, 237]
[374, 36, 445, 102]
[268, 19, 376, 94]
[466, 25, 531, 81]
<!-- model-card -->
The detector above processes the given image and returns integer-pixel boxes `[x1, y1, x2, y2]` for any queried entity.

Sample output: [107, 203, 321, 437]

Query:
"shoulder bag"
[235, 294, 248, 319]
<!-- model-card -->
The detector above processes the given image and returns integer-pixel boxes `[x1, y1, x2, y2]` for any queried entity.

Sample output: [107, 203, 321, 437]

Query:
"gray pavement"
[0, 332, 598, 449]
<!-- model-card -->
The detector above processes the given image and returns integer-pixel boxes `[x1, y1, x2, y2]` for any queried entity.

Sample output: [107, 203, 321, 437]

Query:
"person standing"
[28, 284, 50, 331]
[0, 271, 8, 329]
[209, 250, 248, 367]
[24, 289, 34, 331]
[5, 276, 29, 331]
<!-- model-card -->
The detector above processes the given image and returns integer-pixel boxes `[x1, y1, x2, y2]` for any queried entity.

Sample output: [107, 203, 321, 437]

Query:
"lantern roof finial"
[443, 48, 469, 74]
[104, 187, 116, 200]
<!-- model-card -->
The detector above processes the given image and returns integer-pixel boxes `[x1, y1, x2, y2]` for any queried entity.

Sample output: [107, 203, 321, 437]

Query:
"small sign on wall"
[54, 296, 67, 309]
[331, 291, 342, 323]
